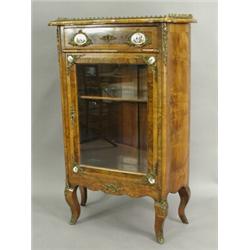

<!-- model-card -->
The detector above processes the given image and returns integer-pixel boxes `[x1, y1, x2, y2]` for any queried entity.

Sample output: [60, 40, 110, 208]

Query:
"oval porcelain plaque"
[147, 56, 156, 65]
[74, 33, 88, 46]
[130, 32, 146, 45]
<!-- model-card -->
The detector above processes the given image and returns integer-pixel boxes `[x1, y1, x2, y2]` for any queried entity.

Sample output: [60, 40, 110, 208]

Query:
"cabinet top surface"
[48, 14, 196, 26]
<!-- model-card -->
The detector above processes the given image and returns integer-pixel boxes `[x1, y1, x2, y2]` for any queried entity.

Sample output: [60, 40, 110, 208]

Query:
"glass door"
[70, 54, 157, 174]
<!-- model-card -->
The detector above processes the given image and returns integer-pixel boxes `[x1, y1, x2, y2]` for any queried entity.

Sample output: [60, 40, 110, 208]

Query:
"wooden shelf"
[79, 95, 147, 103]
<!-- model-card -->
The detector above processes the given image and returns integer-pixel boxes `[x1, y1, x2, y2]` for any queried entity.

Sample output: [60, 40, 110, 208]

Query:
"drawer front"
[63, 26, 159, 50]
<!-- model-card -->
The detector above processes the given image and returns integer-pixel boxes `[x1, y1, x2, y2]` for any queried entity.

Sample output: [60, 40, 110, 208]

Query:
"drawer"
[62, 26, 159, 51]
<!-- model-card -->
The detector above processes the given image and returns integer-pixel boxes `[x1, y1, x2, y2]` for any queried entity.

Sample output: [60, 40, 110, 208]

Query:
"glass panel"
[76, 64, 148, 173]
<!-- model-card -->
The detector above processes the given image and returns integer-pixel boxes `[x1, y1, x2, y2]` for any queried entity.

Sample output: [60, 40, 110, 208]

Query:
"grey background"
[32, 1, 217, 249]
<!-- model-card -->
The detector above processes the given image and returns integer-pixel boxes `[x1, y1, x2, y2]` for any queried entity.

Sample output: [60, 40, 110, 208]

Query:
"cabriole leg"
[79, 186, 87, 206]
[178, 186, 191, 224]
[154, 200, 168, 244]
[64, 184, 80, 225]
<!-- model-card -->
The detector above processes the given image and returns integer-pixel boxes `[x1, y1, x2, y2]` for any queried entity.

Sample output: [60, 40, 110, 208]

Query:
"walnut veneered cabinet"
[49, 14, 196, 244]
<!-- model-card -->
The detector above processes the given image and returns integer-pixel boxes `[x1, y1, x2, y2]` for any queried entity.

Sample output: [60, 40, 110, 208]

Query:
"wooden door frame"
[64, 52, 160, 187]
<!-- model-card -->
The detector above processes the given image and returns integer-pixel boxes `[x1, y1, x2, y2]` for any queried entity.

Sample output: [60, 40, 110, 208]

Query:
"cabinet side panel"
[168, 24, 190, 193]
[57, 27, 70, 182]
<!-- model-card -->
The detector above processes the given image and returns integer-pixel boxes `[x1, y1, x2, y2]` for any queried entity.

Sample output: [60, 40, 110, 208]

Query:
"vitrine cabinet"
[49, 14, 196, 244]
